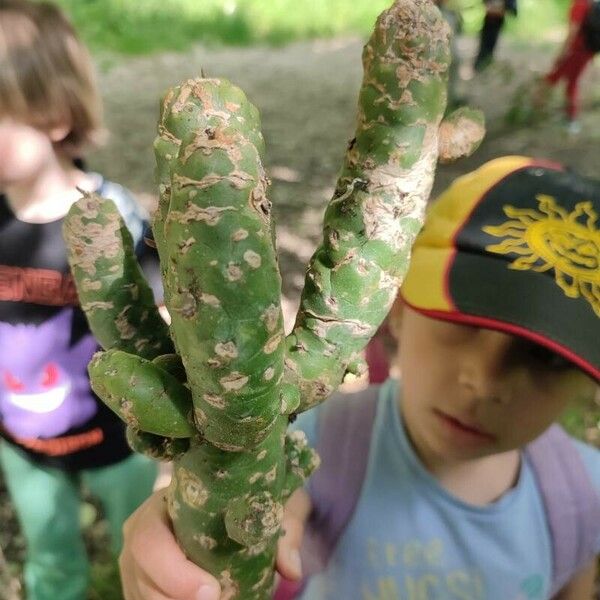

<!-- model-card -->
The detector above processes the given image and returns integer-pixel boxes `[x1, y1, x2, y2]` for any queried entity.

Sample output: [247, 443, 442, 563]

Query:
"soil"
[90, 35, 600, 306]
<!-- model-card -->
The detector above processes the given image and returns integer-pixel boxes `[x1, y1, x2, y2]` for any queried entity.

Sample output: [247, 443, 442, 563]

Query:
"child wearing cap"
[117, 156, 599, 600]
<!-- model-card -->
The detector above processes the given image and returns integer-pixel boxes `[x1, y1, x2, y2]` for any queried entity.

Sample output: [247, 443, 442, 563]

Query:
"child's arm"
[553, 558, 597, 599]
[119, 489, 220, 600]
[119, 488, 312, 599]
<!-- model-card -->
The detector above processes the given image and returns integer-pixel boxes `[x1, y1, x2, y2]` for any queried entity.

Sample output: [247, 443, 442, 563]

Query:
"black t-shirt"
[0, 186, 145, 471]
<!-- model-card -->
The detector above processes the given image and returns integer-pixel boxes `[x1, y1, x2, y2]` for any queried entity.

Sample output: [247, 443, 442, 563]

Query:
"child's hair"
[0, 0, 102, 154]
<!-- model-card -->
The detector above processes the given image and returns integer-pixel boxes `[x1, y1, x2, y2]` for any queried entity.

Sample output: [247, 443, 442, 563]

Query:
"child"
[473, 0, 518, 72]
[0, 2, 158, 599]
[116, 156, 600, 600]
[434, 0, 465, 108]
[537, 0, 597, 134]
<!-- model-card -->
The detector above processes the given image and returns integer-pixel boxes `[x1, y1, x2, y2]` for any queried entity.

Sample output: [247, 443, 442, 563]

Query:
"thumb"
[194, 576, 221, 600]
[275, 489, 311, 581]
[276, 513, 305, 581]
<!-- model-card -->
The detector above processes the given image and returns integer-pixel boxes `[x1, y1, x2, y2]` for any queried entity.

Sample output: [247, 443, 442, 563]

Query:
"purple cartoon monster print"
[0, 309, 98, 439]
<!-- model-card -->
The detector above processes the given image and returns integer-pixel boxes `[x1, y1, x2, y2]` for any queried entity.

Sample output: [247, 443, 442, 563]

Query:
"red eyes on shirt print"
[4, 363, 59, 392]
[0, 309, 98, 439]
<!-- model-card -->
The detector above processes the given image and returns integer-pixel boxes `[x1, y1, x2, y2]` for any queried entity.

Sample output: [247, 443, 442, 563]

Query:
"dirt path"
[91, 35, 600, 301]
[1, 36, 599, 599]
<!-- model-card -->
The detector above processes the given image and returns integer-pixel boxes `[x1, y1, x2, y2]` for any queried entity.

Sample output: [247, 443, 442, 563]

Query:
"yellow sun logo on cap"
[483, 194, 600, 317]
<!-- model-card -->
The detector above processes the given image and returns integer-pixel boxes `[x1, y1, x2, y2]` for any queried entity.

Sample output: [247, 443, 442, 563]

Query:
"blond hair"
[0, 0, 102, 154]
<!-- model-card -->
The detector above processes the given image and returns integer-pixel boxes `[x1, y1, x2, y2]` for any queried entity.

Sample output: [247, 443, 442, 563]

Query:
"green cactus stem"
[88, 349, 194, 438]
[283, 0, 483, 412]
[65, 1, 484, 597]
[66, 81, 318, 598]
[63, 192, 173, 360]
[160, 80, 286, 452]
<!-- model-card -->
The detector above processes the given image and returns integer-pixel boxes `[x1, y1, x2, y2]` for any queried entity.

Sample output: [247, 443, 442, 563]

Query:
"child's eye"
[4, 371, 24, 392]
[41, 363, 59, 387]
[526, 344, 572, 370]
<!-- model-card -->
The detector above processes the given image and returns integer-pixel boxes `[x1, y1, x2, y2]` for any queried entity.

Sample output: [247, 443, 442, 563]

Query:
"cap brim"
[401, 248, 600, 383]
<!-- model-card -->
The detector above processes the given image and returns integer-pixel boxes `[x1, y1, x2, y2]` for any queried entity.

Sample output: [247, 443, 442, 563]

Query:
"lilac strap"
[525, 424, 600, 596]
[300, 386, 380, 576]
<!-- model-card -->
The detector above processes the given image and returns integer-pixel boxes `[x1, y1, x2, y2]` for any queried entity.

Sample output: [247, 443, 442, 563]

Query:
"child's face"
[0, 118, 58, 188]
[396, 305, 596, 464]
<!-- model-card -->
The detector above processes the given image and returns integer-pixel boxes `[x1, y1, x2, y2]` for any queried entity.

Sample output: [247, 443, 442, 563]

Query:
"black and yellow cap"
[401, 156, 600, 381]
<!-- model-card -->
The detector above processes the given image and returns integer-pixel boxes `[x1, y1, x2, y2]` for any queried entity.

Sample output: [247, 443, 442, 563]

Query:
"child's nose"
[458, 335, 514, 404]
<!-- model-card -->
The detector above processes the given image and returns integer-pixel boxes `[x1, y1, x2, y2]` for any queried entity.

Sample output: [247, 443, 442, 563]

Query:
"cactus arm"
[282, 430, 320, 501]
[153, 82, 266, 264]
[159, 79, 285, 451]
[284, 0, 453, 411]
[88, 349, 195, 438]
[438, 106, 485, 164]
[63, 192, 173, 359]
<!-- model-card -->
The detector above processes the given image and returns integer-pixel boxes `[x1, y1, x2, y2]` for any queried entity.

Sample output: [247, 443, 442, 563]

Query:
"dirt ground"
[1, 34, 599, 598]
[90, 34, 600, 304]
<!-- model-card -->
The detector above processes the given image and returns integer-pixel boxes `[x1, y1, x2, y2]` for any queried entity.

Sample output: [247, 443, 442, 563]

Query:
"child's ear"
[48, 123, 71, 143]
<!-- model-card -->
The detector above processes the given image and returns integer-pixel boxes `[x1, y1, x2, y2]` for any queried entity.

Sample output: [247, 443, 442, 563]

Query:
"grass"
[54, 0, 392, 54]
[54, 0, 573, 56]
[89, 560, 123, 600]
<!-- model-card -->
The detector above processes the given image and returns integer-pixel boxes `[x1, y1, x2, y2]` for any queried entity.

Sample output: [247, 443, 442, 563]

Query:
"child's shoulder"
[93, 175, 148, 245]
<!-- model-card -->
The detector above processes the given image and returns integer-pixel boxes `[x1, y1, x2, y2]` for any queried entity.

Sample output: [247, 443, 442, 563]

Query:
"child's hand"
[275, 488, 312, 582]
[119, 489, 221, 600]
[119, 487, 312, 599]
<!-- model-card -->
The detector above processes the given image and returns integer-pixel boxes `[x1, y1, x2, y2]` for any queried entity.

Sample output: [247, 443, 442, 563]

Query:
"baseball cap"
[401, 156, 600, 381]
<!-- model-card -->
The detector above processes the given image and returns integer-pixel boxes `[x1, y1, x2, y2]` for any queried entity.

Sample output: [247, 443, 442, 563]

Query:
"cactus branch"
[63, 192, 173, 359]
[285, 0, 455, 411]
[88, 349, 195, 438]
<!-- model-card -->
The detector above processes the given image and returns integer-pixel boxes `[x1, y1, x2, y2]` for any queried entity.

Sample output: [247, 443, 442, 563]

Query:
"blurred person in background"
[535, 0, 599, 134]
[0, 2, 158, 598]
[473, 0, 518, 72]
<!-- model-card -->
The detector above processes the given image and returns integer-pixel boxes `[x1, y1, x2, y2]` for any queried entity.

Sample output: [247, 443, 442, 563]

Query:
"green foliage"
[88, 559, 123, 600]
[54, 0, 392, 54]
[561, 395, 600, 443]
[54, 0, 573, 55]
[456, 0, 571, 39]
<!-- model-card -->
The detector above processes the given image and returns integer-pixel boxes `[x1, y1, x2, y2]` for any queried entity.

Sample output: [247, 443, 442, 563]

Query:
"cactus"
[63, 1, 484, 597]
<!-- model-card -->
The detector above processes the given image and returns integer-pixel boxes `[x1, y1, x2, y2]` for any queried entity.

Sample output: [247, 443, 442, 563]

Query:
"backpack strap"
[524, 425, 600, 596]
[300, 385, 380, 576]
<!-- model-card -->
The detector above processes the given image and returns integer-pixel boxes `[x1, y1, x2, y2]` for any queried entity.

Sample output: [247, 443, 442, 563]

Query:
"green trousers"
[0, 442, 157, 600]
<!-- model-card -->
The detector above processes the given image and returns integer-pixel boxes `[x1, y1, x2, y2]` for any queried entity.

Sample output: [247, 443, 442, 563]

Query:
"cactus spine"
[64, 1, 483, 597]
